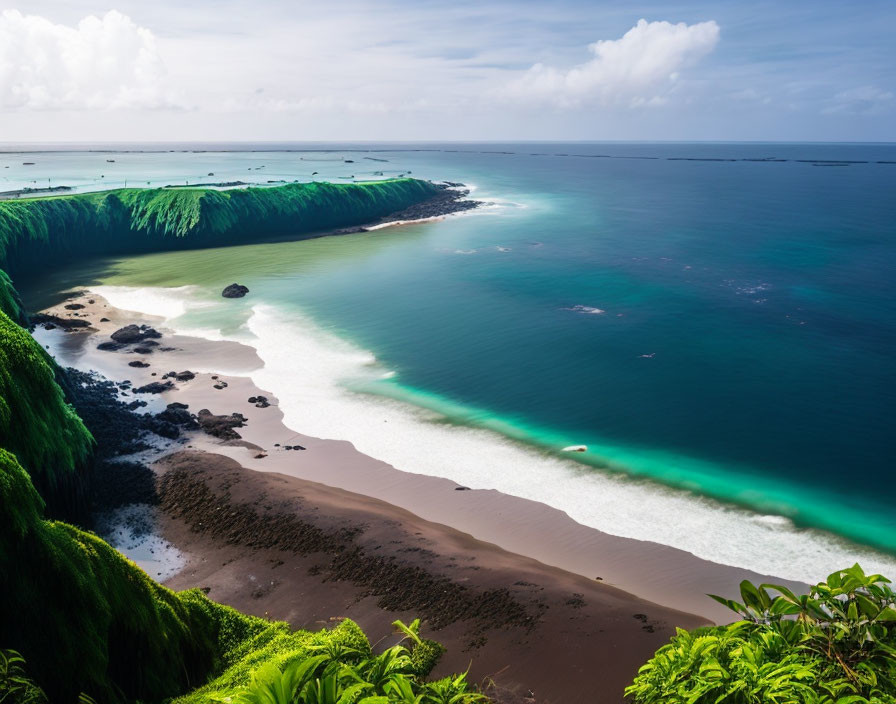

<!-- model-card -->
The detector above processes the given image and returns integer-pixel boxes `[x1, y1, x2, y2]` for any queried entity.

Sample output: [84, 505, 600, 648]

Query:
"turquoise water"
[14, 142, 896, 576]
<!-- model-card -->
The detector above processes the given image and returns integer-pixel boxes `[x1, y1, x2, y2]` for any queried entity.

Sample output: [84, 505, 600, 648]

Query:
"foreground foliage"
[179, 618, 480, 704]
[627, 564, 896, 703]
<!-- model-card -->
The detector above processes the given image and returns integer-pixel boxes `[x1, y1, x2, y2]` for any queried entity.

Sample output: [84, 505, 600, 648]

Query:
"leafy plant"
[0, 649, 47, 704]
[214, 623, 487, 704]
[627, 564, 896, 704]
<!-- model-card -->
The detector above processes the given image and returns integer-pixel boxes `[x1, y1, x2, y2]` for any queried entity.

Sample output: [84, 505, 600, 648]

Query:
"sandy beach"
[31, 290, 805, 702]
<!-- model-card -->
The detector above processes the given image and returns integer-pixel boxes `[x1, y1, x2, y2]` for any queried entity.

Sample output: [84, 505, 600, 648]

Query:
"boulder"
[196, 409, 246, 440]
[110, 324, 162, 344]
[222, 283, 250, 298]
[134, 381, 174, 394]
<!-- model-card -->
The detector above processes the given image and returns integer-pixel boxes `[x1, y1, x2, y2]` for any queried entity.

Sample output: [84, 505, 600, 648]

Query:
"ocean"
[9, 142, 896, 583]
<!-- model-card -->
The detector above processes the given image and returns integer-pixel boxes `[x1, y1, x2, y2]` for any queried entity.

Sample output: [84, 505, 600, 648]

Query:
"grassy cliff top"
[0, 178, 440, 275]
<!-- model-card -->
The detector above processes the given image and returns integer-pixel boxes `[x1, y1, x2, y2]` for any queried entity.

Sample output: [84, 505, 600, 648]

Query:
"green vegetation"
[175, 618, 480, 704]
[0, 179, 439, 276]
[0, 310, 93, 514]
[0, 270, 26, 325]
[627, 564, 896, 704]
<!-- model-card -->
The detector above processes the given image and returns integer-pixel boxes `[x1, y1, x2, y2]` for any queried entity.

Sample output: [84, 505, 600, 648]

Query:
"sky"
[0, 0, 893, 142]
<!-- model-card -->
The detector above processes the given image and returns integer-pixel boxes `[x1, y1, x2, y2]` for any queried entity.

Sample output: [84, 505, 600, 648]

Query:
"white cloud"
[0, 9, 175, 110]
[822, 85, 894, 115]
[505, 18, 720, 107]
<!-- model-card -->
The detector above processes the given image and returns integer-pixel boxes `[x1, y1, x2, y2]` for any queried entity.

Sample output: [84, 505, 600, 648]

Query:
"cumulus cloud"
[505, 18, 720, 107]
[0, 9, 174, 110]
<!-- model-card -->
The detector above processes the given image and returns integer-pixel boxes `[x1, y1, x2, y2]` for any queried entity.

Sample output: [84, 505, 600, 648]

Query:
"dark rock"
[157, 406, 198, 428]
[142, 417, 180, 439]
[110, 324, 162, 344]
[248, 396, 258, 403]
[222, 283, 250, 298]
[133, 346, 155, 355]
[97, 341, 125, 351]
[175, 371, 195, 381]
[64, 303, 85, 310]
[31, 313, 91, 330]
[168, 402, 189, 410]
[455, 486, 471, 491]
[134, 381, 174, 394]
[44, 323, 57, 330]
[196, 409, 246, 440]
[100, 317, 110, 322]
[128, 360, 150, 368]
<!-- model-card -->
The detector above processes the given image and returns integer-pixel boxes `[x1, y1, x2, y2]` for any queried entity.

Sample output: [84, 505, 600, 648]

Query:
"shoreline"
[33, 290, 808, 624]
[29, 290, 721, 703]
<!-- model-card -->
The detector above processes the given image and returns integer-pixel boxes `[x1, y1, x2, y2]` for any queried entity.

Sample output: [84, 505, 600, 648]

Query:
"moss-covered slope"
[0, 270, 26, 325]
[0, 310, 93, 515]
[0, 179, 439, 276]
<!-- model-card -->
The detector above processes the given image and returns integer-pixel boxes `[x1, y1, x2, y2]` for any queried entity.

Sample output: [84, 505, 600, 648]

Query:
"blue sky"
[0, 0, 893, 141]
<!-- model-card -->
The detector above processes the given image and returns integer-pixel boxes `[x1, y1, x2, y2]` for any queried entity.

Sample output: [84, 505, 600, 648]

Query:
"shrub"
[627, 564, 896, 703]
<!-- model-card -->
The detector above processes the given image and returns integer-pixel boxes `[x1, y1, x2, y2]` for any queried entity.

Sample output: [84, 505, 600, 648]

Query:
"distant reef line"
[0, 178, 448, 278]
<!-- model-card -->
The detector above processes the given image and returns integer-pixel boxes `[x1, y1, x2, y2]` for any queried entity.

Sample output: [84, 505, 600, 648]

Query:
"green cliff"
[0, 179, 439, 276]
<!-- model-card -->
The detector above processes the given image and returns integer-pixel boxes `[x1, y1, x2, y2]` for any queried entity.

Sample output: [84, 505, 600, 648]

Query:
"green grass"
[0, 179, 440, 276]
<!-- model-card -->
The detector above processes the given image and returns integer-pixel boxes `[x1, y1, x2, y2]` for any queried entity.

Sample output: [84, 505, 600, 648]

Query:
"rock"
[110, 324, 162, 344]
[143, 417, 180, 439]
[196, 409, 246, 440]
[97, 341, 125, 351]
[221, 283, 250, 298]
[100, 317, 110, 322]
[134, 381, 174, 394]
[175, 371, 195, 381]
[157, 403, 198, 428]
[44, 323, 56, 330]
[31, 313, 91, 330]
[128, 360, 150, 368]
[251, 394, 270, 408]
[64, 303, 85, 310]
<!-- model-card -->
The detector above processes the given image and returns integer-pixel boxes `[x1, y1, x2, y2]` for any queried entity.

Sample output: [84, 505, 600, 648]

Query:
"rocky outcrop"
[196, 409, 246, 440]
